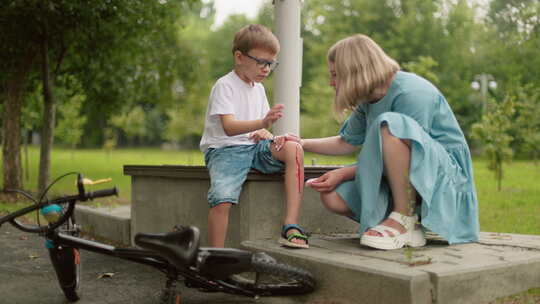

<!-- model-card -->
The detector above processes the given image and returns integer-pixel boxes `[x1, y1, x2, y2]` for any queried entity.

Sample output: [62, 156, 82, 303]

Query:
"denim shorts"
[204, 140, 284, 207]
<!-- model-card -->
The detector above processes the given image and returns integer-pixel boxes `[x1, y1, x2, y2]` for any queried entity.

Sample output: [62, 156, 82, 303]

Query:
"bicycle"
[0, 172, 316, 303]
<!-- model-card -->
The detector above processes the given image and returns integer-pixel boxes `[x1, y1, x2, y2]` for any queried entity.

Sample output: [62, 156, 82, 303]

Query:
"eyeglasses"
[243, 53, 279, 71]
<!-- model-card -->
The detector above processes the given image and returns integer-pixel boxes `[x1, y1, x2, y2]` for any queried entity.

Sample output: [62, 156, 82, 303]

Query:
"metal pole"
[273, 0, 302, 136]
[475, 73, 493, 112]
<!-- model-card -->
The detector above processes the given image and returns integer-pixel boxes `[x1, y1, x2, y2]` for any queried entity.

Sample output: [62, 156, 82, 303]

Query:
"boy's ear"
[233, 50, 243, 62]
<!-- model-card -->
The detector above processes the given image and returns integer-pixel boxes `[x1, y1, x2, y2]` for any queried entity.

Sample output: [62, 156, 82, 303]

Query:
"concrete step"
[74, 205, 131, 245]
[242, 232, 540, 304]
[73, 205, 540, 303]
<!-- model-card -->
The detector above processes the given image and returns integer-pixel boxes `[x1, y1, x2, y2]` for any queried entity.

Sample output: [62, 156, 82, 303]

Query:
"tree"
[55, 89, 86, 150]
[0, 3, 40, 192]
[110, 106, 147, 146]
[512, 86, 540, 162]
[1, 0, 196, 194]
[471, 96, 516, 191]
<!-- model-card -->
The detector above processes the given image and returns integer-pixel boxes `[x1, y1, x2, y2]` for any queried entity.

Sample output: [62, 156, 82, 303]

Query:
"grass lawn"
[1, 146, 538, 235]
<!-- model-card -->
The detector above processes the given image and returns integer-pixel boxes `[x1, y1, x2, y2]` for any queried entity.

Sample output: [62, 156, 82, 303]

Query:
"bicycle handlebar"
[86, 188, 118, 200]
[0, 173, 118, 232]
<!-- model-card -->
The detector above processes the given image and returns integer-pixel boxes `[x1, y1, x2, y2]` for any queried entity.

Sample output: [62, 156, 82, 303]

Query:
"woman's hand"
[306, 166, 356, 192]
[305, 170, 343, 192]
[249, 129, 273, 143]
[273, 133, 301, 151]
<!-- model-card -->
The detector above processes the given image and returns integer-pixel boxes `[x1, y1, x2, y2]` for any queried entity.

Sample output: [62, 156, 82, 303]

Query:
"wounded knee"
[283, 140, 303, 153]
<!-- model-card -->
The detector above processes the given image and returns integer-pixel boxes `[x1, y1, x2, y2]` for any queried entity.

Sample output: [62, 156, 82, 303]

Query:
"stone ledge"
[124, 165, 343, 180]
[123, 165, 358, 247]
[74, 205, 131, 245]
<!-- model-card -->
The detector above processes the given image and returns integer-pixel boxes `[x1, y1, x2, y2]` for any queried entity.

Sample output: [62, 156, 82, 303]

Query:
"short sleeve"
[208, 82, 234, 116]
[338, 108, 367, 146]
[260, 87, 270, 118]
[391, 91, 436, 132]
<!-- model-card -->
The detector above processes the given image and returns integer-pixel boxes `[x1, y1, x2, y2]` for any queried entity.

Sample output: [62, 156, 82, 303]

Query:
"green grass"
[4, 146, 206, 202]
[1, 146, 539, 235]
[473, 159, 540, 235]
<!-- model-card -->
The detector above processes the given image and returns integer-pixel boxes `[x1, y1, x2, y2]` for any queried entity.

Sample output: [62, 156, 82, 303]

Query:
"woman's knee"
[381, 123, 410, 147]
[320, 192, 349, 215]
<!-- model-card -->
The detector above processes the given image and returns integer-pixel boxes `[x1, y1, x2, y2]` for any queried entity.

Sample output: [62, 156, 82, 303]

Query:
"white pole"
[273, 0, 302, 136]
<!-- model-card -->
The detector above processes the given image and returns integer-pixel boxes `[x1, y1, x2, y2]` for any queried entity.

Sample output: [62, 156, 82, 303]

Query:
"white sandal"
[360, 211, 426, 250]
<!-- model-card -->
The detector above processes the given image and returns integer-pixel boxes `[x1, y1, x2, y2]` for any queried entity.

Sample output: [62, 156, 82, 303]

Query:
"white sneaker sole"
[360, 228, 426, 250]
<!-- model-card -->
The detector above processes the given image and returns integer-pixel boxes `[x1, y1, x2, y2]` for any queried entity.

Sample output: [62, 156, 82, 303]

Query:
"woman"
[301, 34, 479, 250]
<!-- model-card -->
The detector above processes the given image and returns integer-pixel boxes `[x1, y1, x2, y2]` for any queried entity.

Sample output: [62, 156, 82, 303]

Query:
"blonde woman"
[301, 34, 479, 250]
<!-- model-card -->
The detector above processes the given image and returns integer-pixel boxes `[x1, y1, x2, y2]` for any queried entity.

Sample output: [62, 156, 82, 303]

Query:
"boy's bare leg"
[208, 202, 232, 247]
[271, 141, 306, 245]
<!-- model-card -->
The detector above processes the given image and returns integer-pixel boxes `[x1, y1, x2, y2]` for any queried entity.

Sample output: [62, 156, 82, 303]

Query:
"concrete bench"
[124, 165, 358, 247]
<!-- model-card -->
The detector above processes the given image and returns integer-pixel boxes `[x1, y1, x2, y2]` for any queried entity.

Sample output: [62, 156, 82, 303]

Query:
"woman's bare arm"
[302, 136, 358, 155]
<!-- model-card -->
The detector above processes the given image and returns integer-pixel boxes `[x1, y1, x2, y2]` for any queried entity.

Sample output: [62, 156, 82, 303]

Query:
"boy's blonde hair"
[232, 24, 280, 55]
[327, 34, 400, 114]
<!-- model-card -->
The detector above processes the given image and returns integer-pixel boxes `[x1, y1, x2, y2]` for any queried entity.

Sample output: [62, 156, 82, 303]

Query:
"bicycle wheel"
[48, 218, 82, 302]
[49, 245, 81, 302]
[225, 252, 316, 296]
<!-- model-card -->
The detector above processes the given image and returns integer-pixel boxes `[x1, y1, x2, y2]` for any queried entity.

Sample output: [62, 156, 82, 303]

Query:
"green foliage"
[402, 56, 439, 86]
[109, 106, 147, 145]
[55, 93, 87, 149]
[512, 86, 540, 161]
[54, 75, 87, 148]
[471, 96, 516, 191]
[2, 0, 540, 157]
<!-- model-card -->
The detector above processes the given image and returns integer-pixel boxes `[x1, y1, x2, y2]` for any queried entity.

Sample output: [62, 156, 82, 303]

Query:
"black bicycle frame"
[48, 231, 168, 269]
[45, 230, 257, 295]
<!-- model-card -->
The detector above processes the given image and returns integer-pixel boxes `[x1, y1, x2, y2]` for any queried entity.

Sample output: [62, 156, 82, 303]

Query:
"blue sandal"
[278, 224, 309, 249]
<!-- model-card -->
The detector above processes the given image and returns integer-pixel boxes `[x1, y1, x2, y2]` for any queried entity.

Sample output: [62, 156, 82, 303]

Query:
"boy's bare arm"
[220, 114, 265, 136]
[220, 104, 284, 136]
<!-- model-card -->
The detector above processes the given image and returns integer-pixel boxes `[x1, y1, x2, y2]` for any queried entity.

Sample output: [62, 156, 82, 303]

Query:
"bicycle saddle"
[134, 226, 200, 268]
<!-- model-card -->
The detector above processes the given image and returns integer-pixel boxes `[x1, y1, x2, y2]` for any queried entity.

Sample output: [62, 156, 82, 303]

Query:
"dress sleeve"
[338, 108, 367, 146]
[391, 91, 437, 132]
[208, 82, 235, 116]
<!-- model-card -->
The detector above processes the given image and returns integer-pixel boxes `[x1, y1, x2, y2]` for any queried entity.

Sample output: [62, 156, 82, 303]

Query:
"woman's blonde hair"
[327, 34, 399, 114]
[232, 24, 280, 55]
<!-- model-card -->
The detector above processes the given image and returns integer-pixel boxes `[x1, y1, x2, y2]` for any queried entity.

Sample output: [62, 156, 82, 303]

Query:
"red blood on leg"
[295, 145, 303, 193]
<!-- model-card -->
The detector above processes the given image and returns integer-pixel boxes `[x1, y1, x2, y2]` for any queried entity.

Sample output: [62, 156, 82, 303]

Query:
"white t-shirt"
[199, 71, 270, 152]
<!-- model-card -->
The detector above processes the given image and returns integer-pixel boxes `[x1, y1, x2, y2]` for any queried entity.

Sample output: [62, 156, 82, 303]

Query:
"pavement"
[0, 223, 300, 304]
[5, 206, 540, 304]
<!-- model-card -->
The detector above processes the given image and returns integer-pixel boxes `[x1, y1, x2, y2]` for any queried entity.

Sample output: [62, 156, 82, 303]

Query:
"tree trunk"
[2, 49, 35, 194]
[38, 23, 56, 195]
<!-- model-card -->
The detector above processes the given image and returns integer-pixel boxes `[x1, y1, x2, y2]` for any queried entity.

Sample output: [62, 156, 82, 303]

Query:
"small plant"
[402, 174, 424, 266]
[471, 96, 516, 191]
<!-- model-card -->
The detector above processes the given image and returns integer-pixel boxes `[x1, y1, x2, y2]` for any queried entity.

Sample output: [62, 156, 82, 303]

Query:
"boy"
[200, 24, 308, 249]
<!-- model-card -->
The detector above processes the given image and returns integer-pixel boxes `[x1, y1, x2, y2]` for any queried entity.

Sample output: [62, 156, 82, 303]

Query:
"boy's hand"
[262, 104, 284, 128]
[273, 133, 301, 151]
[249, 129, 273, 143]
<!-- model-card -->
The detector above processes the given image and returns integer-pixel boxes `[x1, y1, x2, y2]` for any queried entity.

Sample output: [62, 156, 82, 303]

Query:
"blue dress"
[335, 71, 479, 244]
